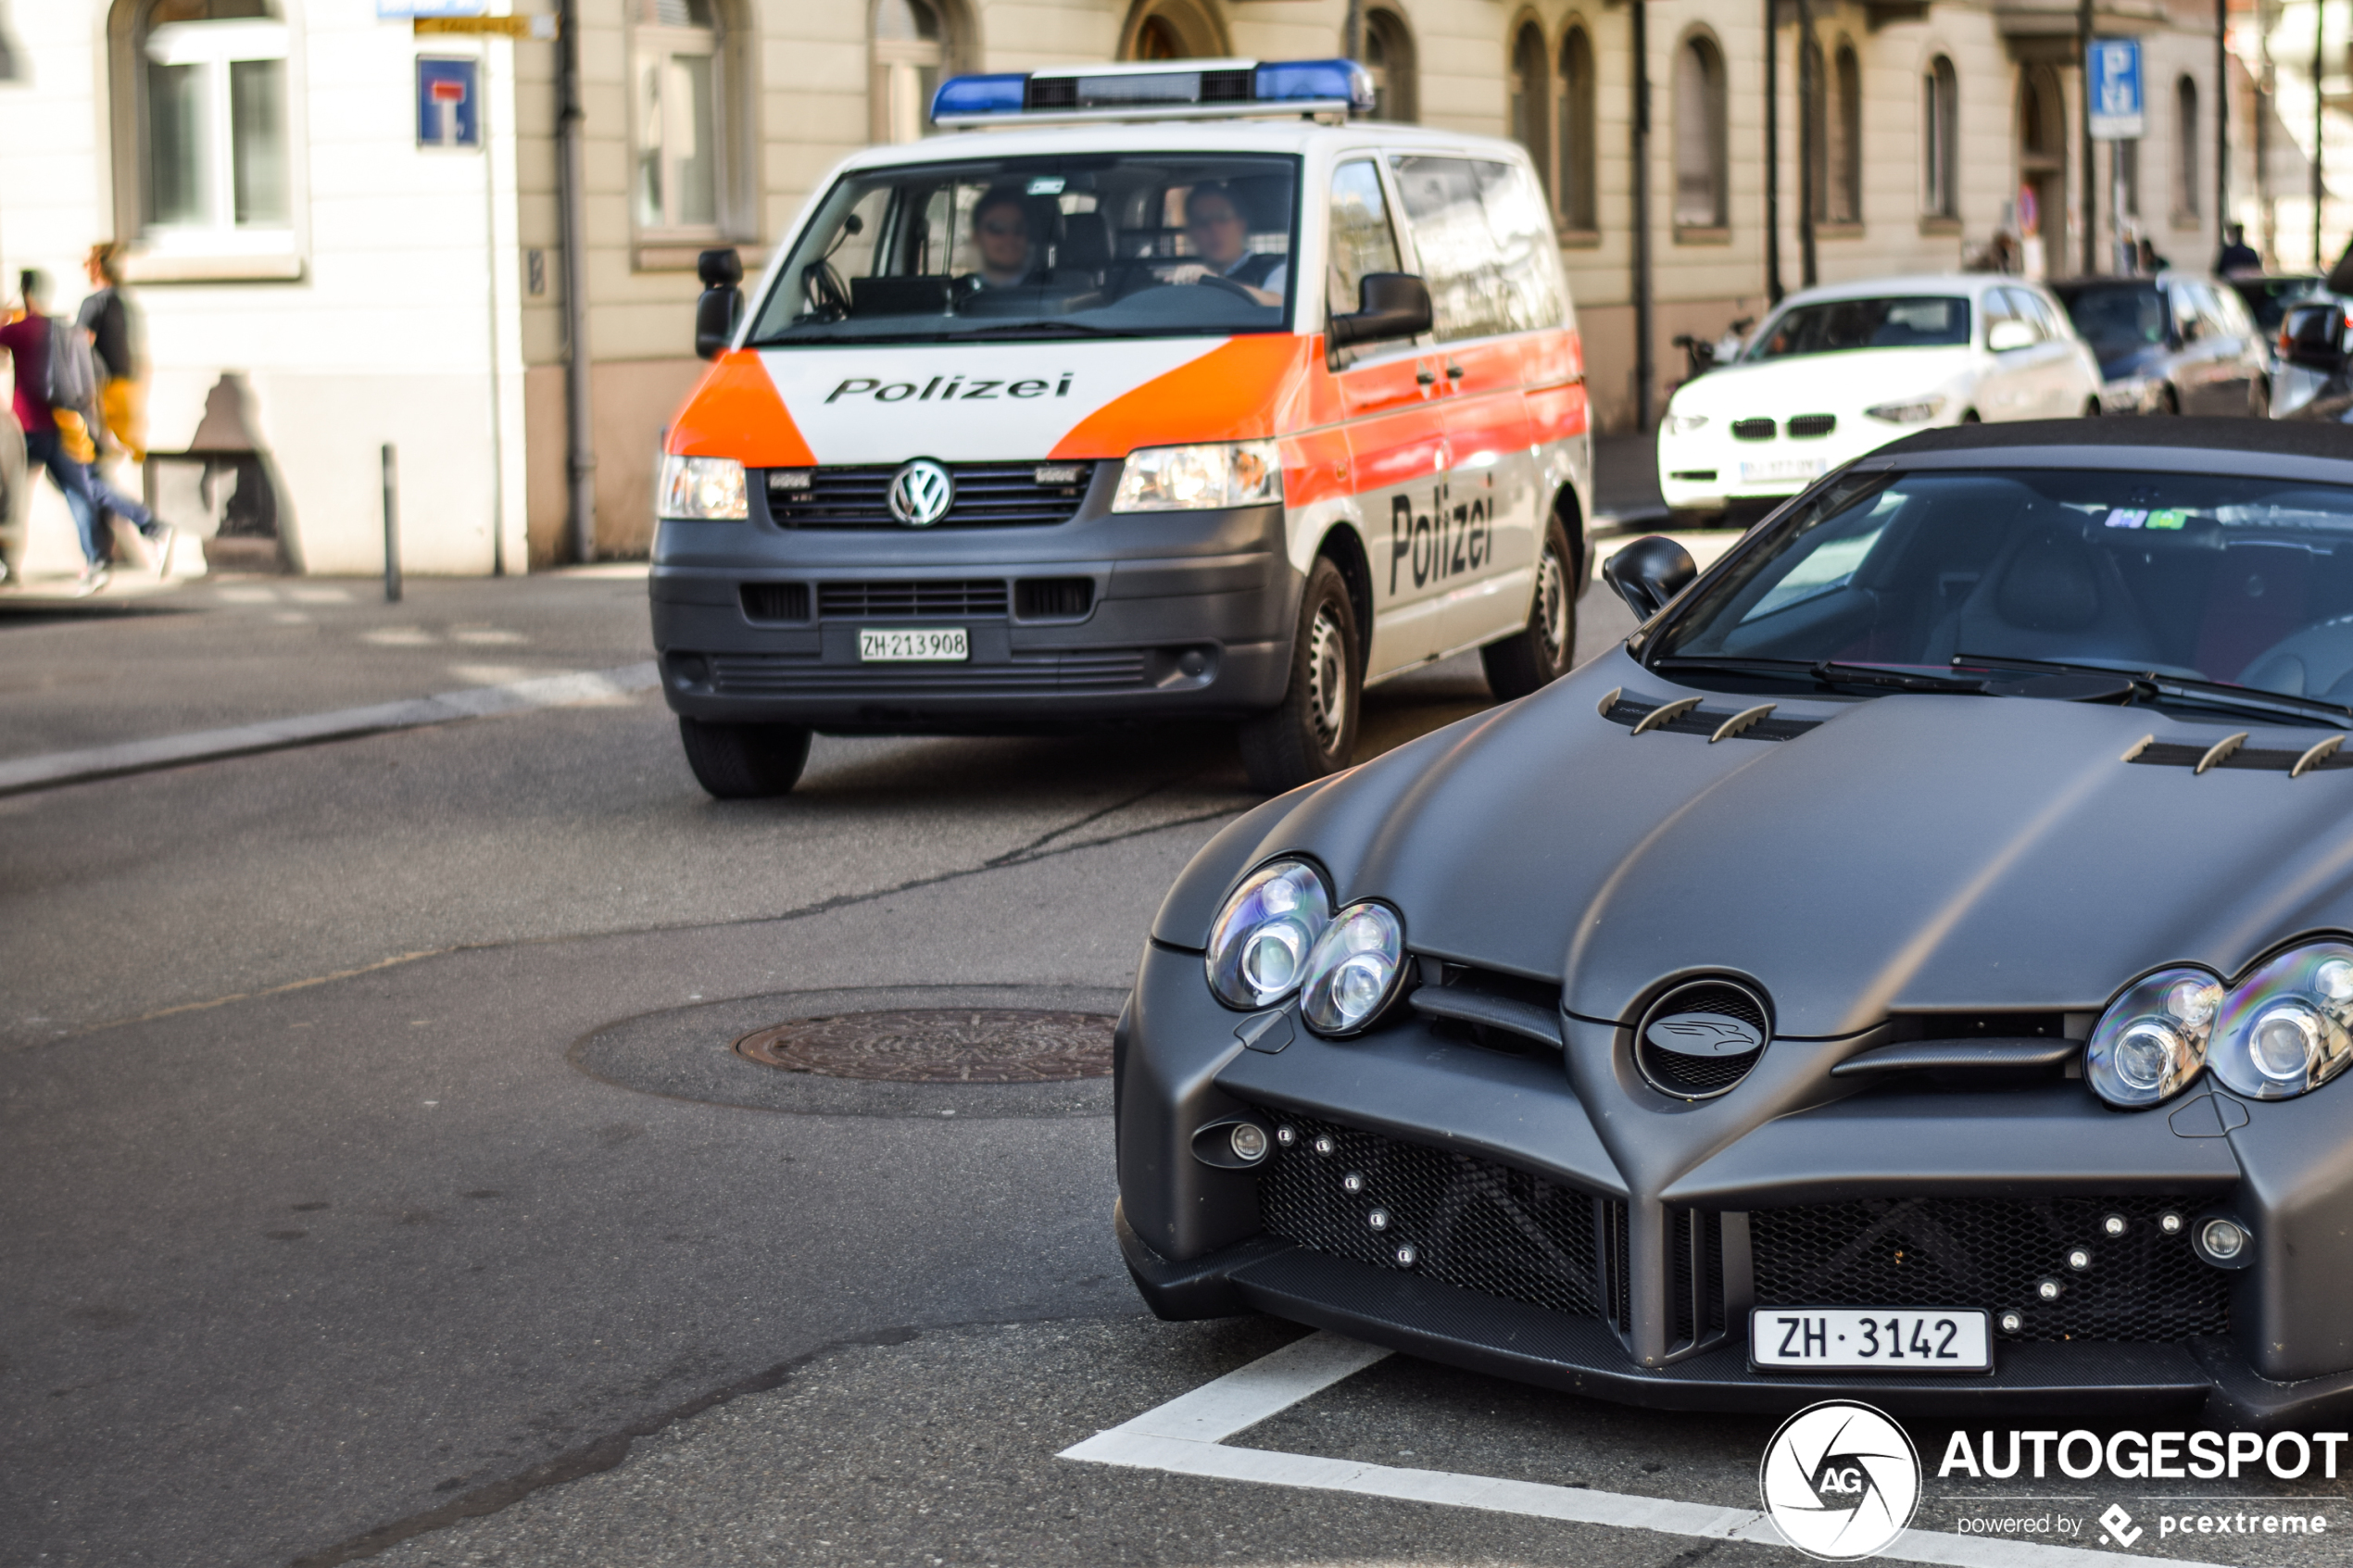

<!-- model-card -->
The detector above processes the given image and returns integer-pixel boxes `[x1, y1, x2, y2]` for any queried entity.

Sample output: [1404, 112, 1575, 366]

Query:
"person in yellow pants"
[78, 244, 172, 576]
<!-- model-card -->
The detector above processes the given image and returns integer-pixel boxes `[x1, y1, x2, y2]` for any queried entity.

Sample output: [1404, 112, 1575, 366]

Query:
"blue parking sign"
[416, 56, 481, 148]
[2088, 38, 2144, 140]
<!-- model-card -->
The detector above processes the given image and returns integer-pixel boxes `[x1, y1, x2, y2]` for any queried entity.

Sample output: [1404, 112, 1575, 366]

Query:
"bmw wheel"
[677, 717, 812, 798]
[1239, 557, 1360, 795]
[1481, 514, 1579, 699]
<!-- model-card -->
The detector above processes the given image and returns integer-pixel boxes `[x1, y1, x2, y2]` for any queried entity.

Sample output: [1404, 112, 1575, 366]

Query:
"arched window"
[1508, 21, 1550, 199]
[873, 0, 954, 145]
[2175, 74, 2200, 217]
[1557, 24, 1597, 231]
[1830, 43, 1862, 223]
[1363, 7, 1416, 123]
[1922, 55, 1957, 219]
[634, 0, 732, 232]
[130, 0, 290, 241]
[1673, 33, 1727, 230]
[1119, 1, 1226, 61]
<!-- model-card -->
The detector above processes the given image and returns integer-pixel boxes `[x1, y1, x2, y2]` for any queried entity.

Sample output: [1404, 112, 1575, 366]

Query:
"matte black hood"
[1162, 650, 2353, 1037]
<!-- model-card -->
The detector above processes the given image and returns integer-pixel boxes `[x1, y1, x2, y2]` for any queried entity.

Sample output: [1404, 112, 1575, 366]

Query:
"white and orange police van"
[652, 57, 1592, 797]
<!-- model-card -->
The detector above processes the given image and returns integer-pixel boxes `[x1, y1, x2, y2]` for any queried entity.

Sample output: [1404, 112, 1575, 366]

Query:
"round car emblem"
[887, 458, 954, 527]
[1645, 1012, 1765, 1057]
[1632, 978, 1773, 1101]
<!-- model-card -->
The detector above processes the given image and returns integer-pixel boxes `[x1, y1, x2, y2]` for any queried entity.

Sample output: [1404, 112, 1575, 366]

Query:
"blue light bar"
[930, 73, 1026, 122]
[1254, 58, 1374, 113]
[930, 56, 1371, 127]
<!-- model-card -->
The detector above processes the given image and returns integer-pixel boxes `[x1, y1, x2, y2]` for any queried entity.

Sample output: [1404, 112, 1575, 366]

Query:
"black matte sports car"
[1114, 420, 2353, 1427]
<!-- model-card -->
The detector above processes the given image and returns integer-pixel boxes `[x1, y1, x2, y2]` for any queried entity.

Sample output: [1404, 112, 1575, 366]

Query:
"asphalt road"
[10, 564, 2342, 1568]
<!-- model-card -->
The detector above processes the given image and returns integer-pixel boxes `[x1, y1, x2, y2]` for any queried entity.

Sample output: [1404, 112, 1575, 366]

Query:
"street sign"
[413, 15, 559, 38]
[2088, 37, 2144, 140]
[417, 56, 481, 148]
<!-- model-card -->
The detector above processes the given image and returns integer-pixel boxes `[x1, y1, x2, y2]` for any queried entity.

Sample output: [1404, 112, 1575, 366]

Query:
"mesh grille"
[1731, 418, 1777, 441]
[1752, 1195, 2230, 1342]
[1251, 1107, 1613, 1321]
[761, 463, 1089, 529]
[1787, 413, 1838, 438]
[1014, 578, 1094, 620]
[707, 650, 1147, 696]
[738, 582, 810, 623]
[1635, 980, 1771, 1099]
[816, 580, 1009, 619]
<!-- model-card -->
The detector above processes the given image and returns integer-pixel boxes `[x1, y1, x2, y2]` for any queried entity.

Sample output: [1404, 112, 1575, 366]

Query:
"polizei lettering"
[825, 373, 1076, 404]
[1387, 485, 1491, 594]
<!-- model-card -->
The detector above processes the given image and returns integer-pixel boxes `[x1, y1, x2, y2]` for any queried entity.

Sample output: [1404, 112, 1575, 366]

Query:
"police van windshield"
[748, 154, 1301, 345]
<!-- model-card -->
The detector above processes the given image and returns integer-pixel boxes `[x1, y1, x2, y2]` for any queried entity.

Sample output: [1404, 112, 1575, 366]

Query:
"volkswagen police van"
[651, 57, 1592, 797]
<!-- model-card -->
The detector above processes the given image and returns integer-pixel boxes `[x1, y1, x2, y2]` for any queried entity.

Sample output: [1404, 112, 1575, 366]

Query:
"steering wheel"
[1191, 271, 1259, 302]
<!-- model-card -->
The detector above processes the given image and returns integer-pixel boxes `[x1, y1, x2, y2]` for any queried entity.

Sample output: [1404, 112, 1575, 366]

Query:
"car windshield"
[2231, 276, 2324, 332]
[1741, 296, 1971, 360]
[1649, 467, 2353, 704]
[746, 153, 1300, 345]
[2057, 283, 2167, 360]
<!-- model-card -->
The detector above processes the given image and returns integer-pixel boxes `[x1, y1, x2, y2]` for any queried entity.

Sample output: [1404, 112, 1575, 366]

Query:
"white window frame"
[631, 7, 728, 239]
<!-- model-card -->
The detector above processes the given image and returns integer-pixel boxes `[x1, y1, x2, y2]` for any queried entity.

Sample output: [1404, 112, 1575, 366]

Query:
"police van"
[652, 56, 1592, 797]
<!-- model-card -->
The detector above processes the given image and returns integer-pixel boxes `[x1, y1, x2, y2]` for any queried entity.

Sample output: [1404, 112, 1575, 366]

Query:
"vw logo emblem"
[887, 459, 954, 527]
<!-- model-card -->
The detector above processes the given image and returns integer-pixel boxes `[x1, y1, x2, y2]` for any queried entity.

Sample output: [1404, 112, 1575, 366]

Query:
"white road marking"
[0, 661, 660, 797]
[1060, 1330, 2233, 1568]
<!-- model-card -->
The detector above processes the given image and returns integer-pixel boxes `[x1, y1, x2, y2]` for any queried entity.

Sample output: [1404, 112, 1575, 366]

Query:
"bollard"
[381, 442, 402, 603]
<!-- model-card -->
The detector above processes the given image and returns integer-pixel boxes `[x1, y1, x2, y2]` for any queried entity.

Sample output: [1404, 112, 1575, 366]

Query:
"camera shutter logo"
[1758, 1400, 1921, 1560]
[887, 459, 955, 527]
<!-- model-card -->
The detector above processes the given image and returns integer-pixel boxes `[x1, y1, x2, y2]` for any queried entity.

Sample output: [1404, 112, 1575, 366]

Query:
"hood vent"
[2125, 732, 2353, 777]
[1634, 978, 1772, 1100]
[1601, 690, 1822, 743]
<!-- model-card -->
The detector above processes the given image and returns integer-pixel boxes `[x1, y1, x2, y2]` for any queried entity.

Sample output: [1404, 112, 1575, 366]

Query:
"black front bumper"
[648, 470, 1300, 732]
[1114, 938, 2353, 1429]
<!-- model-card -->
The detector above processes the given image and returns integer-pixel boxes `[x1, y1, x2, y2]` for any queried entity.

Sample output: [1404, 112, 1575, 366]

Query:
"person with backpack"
[1, 269, 107, 592]
[78, 243, 171, 576]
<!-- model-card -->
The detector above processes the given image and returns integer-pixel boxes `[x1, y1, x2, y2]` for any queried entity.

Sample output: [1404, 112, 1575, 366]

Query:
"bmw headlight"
[2208, 940, 2353, 1098]
[1206, 859, 1330, 1010]
[1299, 902, 1405, 1036]
[1863, 396, 1946, 424]
[2085, 967, 2221, 1107]
[1113, 441, 1282, 512]
[658, 454, 749, 520]
[1662, 412, 1709, 435]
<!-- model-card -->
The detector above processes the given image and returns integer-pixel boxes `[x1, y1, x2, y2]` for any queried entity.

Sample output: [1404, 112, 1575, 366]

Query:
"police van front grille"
[760, 462, 1092, 529]
[1751, 1195, 2230, 1343]
[816, 580, 1009, 620]
[707, 650, 1148, 696]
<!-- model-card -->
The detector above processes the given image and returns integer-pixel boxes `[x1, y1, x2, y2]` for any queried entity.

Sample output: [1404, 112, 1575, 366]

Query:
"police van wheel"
[1480, 516, 1578, 700]
[1239, 558, 1360, 795]
[677, 717, 812, 798]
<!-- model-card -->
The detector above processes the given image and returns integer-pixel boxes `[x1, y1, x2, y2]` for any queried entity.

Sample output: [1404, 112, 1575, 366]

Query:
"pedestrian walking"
[2217, 222, 2261, 275]
[78, 243, 172, 576]
[0, 269, 110, 594]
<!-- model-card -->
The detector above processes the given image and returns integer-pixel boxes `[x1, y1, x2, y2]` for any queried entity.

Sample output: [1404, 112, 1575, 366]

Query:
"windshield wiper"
[1955, 653, 2353, 728]
[950, 320, 1153, 339]
[1651, 655, 1988, 695]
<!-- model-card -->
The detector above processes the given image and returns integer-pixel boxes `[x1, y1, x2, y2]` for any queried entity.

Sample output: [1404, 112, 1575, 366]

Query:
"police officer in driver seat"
[1168, 182, 1286, 306]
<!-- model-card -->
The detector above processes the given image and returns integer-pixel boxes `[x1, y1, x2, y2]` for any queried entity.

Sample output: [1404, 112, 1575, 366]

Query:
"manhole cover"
[734, 1009, 1114, 1083]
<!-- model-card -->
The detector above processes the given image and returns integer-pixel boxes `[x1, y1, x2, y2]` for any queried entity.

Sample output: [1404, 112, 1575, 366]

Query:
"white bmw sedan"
[1657, 274, 2103, 519]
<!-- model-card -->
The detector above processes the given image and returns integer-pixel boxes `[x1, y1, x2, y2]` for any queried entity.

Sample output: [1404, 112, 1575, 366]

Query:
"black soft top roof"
[1878, 417, 2353, 466]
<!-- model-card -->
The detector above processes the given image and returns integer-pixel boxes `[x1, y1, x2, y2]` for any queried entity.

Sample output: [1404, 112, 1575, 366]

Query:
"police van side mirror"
[695, 247, 745, 361]
[1604, 535, 1698, 621]
[2283, 300, 2349, 371]
[1329, 272, 1433, 348]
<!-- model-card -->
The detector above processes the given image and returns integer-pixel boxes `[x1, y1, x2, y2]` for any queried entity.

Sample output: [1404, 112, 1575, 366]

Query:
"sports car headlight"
[1113, 441, 1282, 512]
[1206, 859, 1330, 1010]
[2208, 940, 2353, 1098]
[657, 454, 749, 520]
[1863, 396, 1945, 424]
[1298, 902, 1405, 1036]
[2085, 967, 2221, 1107]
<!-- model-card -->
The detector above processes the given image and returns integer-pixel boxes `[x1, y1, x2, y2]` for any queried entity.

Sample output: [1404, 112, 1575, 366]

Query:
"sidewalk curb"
[0, 661, 661, 797]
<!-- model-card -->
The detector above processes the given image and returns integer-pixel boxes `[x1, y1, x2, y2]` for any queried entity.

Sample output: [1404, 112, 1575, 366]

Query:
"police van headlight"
[658, 455, 749, 521]
[1113, 441, 1283, 512]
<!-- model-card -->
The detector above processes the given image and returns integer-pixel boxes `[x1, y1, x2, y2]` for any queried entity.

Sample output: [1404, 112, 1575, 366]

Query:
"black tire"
[2082, 397, 2102, 418]
[677, 716, 812, 798]
[1959, 408, 1982, 424]
[1481, 513, 1579, 700]
[2251, 376, 2272, 419]
[1238, 557, 1361, 795]
[2156, 384, 2181, 415]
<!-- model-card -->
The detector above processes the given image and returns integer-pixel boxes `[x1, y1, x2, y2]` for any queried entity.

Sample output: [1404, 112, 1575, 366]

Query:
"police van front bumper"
[648, 479, 1300, 732]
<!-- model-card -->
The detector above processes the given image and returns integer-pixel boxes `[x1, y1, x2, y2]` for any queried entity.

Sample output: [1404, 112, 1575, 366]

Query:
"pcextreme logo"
[1759, 1401, 1923, 1561]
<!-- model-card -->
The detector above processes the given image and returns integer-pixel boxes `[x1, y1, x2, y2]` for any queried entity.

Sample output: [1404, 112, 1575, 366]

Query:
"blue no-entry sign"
[416, 56, 481, 148]
[2088, 38, 2145, 140]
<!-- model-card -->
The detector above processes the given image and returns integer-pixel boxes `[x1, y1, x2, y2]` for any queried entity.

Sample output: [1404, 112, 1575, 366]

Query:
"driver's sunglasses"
[978, 220, 1027, 237]
[1188, 211, 1243, 228]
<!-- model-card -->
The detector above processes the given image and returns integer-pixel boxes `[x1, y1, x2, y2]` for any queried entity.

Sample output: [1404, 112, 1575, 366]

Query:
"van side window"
[1391, 156, 1566, 342]
[1327, 159, 1401, 320]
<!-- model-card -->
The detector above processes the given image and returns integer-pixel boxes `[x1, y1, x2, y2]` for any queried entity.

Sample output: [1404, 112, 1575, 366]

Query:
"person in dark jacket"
[77, 243, 170, 576]
[2218, 222, 2261, 274]
[0, 270, 107, 593]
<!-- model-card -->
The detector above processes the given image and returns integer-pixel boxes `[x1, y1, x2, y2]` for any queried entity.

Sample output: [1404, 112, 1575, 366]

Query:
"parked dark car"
[2223, 272, 2324, 366]
[1117, 420, 2353, 1424]
[2053, 275, 2270, 417]
[2269, 294, 2353, 422]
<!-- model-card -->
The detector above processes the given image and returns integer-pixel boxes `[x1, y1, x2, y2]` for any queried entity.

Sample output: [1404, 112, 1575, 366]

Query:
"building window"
[134, 0, 289, 239]
[1363, 7, 1416, 123]
[634, 0, 725, 232]
[1557, 25, 1597, 231]
[1830, 43, 1862, 223]
[873, 0, 951, 145]
[1508, 21, 1550, 202]
[1673, 33, 1727, 230]
[2176, 74, 2199, 217]
[1121, 0, 1225, 61]
[1923, 55, 1957, 219]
